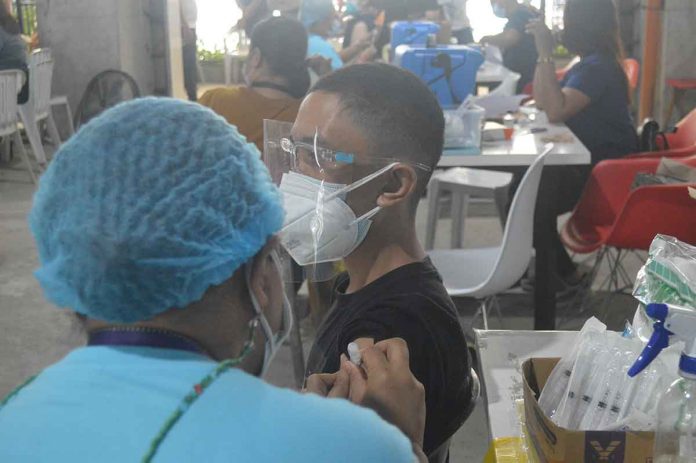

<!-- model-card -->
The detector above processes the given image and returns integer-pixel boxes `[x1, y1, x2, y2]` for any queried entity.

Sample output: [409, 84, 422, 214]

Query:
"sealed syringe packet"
[632, 235, 696, 341]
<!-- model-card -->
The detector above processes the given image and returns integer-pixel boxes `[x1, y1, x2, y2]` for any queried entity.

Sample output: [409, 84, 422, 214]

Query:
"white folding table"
[474, 329, 578, 439]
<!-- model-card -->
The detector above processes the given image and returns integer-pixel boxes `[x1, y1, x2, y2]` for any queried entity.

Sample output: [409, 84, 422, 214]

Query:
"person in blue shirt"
[526, 0, 638, 286]
[299, 0, 375, 70]
[0, 98, 428, 463]
[480, 0, 541, 93]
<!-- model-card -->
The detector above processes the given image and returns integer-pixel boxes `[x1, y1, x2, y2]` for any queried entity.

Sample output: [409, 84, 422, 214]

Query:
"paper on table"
[473, 94, 528, 118]
[689, 187, 696, 200]
[484, 45, 504, 65]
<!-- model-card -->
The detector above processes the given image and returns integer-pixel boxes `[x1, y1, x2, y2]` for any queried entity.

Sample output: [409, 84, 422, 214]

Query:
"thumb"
[328, 366, 350, 399]
[344, 361, 367, 404]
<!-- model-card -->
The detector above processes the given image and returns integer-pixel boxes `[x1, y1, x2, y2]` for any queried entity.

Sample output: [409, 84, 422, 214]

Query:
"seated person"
[299, 0, 374, 70]
[526, 0, 638, 285]
[0, 98, 428, 463]
[286, 64, 473, 458]
[342, 0, 378, 50]
[236, 0, 269, 37]
[480, 0, 540, 93]
[199, 17, 309, 151]
[0, 3, 28, 103]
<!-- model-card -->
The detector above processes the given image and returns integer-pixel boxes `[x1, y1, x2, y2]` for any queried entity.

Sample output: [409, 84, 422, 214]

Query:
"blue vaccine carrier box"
[390, 21, 440, 50]
[394, 45, 484, 108]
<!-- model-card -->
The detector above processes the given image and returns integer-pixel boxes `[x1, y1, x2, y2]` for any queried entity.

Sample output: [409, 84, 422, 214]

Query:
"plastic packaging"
[540, 316, 677, 432]
[654, 378, 696, 462]
[633, 235, 696, 343]
[443, 98, 485, 149]
[539, 317, 606, 418]
[629, 303, 696, 461]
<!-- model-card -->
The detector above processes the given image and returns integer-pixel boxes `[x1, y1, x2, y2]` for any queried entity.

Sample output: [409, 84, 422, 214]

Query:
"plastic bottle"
[629, 303, 696, 462]
[654, 376, 696, 462]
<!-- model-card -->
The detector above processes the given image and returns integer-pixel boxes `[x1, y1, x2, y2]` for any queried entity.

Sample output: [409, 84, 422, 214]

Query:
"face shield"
[263, 119, 430, 281]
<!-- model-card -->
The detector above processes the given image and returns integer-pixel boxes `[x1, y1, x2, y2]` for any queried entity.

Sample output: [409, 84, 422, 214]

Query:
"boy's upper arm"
[337, 305, 429, 369]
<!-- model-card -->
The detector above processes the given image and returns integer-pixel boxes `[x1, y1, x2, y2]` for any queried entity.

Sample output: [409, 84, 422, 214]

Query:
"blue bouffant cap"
[29, 98, 284, 323]
[299, 0, 334, 28]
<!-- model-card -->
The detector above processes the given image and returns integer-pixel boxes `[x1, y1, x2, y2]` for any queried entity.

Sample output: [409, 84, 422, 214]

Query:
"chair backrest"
[669, 108, 696, 149]
[623, 58, 640, 91]
[478, 146, 551, 294]
[0, 69, 22, 137]
[26, 48, 54, 119]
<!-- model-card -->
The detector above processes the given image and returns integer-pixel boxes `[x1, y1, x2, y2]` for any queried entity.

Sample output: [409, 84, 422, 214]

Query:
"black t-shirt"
[306, 258, 472, 455]
[503, 7, 539, 93]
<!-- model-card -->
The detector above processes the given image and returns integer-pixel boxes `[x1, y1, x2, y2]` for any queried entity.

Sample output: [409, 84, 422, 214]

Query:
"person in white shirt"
[438, 0, 472, 44]
[180, 0, 198, 101]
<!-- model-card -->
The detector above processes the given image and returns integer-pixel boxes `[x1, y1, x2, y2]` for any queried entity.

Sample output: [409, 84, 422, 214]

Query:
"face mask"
[492, 3, 507, 18]
[278, 164, 395, 266]
[245, 251, 294, 377]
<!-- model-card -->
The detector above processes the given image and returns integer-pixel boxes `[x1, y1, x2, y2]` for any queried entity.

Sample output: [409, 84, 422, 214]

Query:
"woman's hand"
[304, 359, 351, 398]
[343, 338, 426, 449]
[525, 19, 554, 59]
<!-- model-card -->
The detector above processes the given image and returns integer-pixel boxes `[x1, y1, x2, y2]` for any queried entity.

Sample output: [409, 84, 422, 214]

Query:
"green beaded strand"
[141, 341, 254, 463]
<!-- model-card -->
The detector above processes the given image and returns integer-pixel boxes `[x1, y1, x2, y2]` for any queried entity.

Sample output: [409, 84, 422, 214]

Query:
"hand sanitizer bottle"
[629, 303, 696, 462]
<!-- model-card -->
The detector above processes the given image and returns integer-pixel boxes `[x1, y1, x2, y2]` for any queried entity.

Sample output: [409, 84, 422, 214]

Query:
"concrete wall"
[657, 0, 696, 125]
[36, 0, 163, 114]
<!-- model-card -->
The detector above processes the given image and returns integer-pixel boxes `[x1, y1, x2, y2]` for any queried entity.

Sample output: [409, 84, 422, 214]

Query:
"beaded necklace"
[0, 319, 259, 463]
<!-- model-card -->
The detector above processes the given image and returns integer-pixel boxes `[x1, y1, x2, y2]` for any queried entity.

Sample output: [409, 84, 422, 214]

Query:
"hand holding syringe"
[304, 338, 426, 461]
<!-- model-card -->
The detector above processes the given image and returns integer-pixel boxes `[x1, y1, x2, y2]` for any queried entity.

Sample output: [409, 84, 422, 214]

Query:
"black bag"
[638, 118, 674, 152]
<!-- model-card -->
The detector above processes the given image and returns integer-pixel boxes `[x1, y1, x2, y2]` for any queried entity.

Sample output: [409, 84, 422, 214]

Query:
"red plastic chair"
[665, 79, 696, 125]
[623, 58, 640, 91]
[666, 107, 696, 149]
[560, 155, 696, 304]
[561, 154, 696, 254]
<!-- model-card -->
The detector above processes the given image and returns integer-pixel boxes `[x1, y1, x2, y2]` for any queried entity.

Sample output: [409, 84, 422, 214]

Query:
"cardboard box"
[522, 358, 655, 463]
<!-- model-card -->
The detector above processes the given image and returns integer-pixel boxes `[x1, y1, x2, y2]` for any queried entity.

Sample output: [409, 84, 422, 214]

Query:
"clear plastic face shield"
[263, 119, 431, 282]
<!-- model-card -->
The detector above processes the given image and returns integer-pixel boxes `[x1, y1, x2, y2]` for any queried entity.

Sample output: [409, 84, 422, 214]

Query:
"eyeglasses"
[278, 137, 432, 173]
[280, 137, 354, 171]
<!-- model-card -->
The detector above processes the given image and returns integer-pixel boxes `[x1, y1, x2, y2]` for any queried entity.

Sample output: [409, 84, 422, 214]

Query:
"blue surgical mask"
[492, 3, 507, 18]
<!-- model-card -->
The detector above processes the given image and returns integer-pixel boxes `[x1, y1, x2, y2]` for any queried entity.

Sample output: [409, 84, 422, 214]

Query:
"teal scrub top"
[0, 346, 414, 462]
[308, 34, 343, 70]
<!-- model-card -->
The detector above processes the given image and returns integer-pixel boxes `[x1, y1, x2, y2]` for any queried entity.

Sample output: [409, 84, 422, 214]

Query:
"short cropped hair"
[310, 63, 444, 211]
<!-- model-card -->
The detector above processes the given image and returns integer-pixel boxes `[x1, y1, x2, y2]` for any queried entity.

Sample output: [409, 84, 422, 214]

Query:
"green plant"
[553, 44, 570, 58]
[198, 45, 224, 64]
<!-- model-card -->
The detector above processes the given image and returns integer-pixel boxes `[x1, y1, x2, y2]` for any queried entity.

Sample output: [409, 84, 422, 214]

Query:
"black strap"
[88, 327, 211, 357]
[250, 81, 294, 96]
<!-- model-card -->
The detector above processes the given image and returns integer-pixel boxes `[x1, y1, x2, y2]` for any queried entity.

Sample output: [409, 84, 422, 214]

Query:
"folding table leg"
[534, 167, 558, 330]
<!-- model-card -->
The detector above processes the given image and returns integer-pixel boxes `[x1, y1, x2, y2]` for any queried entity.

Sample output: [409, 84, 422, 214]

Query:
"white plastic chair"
[425, 168, 513, 249]
[18, 49, 63, 166]
[428, 146, 552, 329]
[0, 69, 35, 184]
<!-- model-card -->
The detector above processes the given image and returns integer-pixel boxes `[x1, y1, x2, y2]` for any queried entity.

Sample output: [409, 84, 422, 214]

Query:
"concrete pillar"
[35, 0, 168, 114]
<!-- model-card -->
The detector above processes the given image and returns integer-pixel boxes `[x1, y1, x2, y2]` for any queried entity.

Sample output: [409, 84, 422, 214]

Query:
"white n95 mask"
[278, 163, 396, 266]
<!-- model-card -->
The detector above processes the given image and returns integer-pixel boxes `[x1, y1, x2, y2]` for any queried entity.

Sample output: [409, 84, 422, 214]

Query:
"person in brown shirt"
[199, 17, 310, 151]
